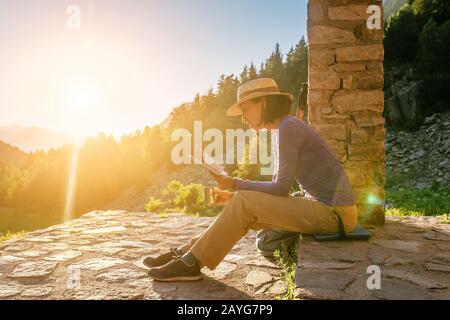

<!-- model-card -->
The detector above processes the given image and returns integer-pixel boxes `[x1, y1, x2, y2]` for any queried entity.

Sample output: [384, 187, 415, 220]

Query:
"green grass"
[0, 207, 63, 234]
[273, 241, 298, 300]
[385, 182, 450, 216]
[157, 212, 169, 218]
[385, 168, 421, 189]
[0, 230, 27, 242]
[439, 214, 450, 224]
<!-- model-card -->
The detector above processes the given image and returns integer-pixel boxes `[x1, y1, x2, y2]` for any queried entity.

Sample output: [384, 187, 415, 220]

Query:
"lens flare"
[63, 142, 82, 222]
[367, 193, 382, 205]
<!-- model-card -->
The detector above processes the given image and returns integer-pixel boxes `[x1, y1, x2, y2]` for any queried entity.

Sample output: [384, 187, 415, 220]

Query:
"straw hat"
[226, 78, 294, 117]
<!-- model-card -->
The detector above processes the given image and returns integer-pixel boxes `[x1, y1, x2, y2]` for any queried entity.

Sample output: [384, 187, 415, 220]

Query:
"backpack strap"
[333, 209, 346, 240]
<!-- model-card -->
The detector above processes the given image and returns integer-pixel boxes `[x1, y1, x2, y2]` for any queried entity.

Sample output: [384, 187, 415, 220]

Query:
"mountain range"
[0, 125, 77, 153]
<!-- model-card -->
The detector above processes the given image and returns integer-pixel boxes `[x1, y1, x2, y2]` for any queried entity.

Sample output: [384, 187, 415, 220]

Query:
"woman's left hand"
[211, 173, 237, 191]
[209, 188, 234, 207]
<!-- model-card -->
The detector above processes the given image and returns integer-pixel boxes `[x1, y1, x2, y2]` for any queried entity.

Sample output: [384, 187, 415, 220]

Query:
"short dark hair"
[252, 95, 292, 123]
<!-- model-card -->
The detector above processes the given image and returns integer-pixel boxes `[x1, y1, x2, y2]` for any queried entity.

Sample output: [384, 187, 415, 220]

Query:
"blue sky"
[0, 0, 307, 137]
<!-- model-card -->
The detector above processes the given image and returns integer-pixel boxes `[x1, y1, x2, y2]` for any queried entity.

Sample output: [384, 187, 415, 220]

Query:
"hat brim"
[226, 92, 294, 117]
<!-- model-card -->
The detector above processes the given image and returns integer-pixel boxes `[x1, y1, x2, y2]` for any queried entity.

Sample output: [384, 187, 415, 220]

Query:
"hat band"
[238, 86, 280, 101]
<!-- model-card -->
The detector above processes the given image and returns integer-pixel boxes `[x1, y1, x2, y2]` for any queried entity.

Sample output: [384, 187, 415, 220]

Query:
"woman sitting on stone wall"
[144, 78, 358, 282]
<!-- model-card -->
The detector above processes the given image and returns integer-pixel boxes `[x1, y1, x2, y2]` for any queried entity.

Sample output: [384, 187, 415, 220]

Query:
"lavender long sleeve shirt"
[236, 116, 356, 206]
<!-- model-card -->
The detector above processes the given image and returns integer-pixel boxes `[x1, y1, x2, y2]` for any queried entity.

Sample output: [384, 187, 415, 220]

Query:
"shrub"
[273, 240, 298, 300]
[145, 197, 165, 212]
[0, 230, 27, 242]
[179, 183, 206, 213]
[165, 180, 183, 194]
[145, 181, 208, 215]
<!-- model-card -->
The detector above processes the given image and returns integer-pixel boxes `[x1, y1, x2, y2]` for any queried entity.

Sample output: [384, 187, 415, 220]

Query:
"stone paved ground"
[0, 211, 285, 300]
[0, 211, 449, 300]
[296, 216, 450, 300]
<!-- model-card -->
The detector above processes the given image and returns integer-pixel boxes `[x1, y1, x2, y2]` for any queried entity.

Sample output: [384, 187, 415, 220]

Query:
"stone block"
[342, 75, 353, 89]
[371, 279, 431, 300]
[332, 90, 384, 113]
[321, 106, 333, 114]
[354, 185, 385, 204]
[349, 143, 385, 161]
[356, 72, 384, 90]
[328, 5, 369, 20]
[309, 48, 335, 71]
[308, 1, 324, 22]
[350, 128, 368, 144]
[336, 45, 384, 62]
[311, 124, 347, 141]
[372, 126, 386, 141]
[344, 160, 385, 187]
[296, 269, 355, 290]
[353, 111, 385, 127]
[366, 62, 384, 73]
[308, 105, 323, 122]
[322, 113, 350, 120]
[327, 140, 347, 161]
[308, 90, 334, 105]
[335, 63, 366, 72]
[357, 203, 385, 225]
[308, 25, 356, 45]
[309, 70, 340, 90]
[362, 26, 384, 41]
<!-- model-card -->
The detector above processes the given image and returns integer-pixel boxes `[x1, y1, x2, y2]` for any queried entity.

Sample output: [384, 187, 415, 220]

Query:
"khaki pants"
[180, 190, 358, 270]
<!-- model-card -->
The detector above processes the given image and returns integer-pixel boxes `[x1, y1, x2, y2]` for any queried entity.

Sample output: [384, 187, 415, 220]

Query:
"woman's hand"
[209, 188, 234, 207]
[211, 173, 237, 191]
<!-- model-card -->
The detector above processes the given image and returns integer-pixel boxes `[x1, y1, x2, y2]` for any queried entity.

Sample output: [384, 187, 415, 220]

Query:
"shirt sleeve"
[236, 120, 303, 196]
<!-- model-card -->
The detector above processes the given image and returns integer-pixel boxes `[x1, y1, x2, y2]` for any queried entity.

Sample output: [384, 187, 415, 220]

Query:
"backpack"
[255, 229, 300, 258]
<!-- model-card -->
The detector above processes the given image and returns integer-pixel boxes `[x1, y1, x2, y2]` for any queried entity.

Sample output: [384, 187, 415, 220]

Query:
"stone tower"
[307, 0, 385, 225]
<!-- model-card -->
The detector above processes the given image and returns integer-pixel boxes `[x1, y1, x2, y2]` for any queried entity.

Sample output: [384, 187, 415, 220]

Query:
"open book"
[189, 154, 228, 177]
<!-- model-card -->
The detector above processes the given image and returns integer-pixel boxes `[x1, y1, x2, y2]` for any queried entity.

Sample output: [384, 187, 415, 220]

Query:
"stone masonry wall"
[307, 0, 385, 224]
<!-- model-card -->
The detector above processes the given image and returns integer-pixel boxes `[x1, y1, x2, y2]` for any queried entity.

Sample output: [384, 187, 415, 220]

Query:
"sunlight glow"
[367, 194, 382, 205]
[63, 142, 81, 222]
[65, 80, 101, 116]
[59, 74, 107, 137]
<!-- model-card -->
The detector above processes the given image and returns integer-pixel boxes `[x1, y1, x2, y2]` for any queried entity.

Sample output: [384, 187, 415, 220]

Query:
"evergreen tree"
[258, 62, 265, 77]
[412, 0, 450, 27]
[285, 37, 308, 100]
[239, 65, 249, 83]
[248, 62, 258, 80]
[417, 18, 450, 114]
[263, 43, 285, 86]
[384, 5, 420, 66]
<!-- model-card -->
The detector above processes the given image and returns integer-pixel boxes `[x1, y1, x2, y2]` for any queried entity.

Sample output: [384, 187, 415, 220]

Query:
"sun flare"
[65, 79, 102, 116]
[58, 75, 108, 137]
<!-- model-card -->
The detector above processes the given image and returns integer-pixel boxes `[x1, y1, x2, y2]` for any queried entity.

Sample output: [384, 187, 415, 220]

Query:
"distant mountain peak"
[0, 124, 25, 132]
[0, 125, 77, 153]
[0, 139, 28, 165]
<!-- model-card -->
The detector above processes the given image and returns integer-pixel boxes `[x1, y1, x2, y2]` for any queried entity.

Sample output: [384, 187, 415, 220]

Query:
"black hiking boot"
[143, 247, 181, 268]
[148, 258, 202, 282]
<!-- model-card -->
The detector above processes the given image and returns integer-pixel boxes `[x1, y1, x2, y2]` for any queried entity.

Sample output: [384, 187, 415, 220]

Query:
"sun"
[60, 76, 107, 137]
[65, 79, 101, 116]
